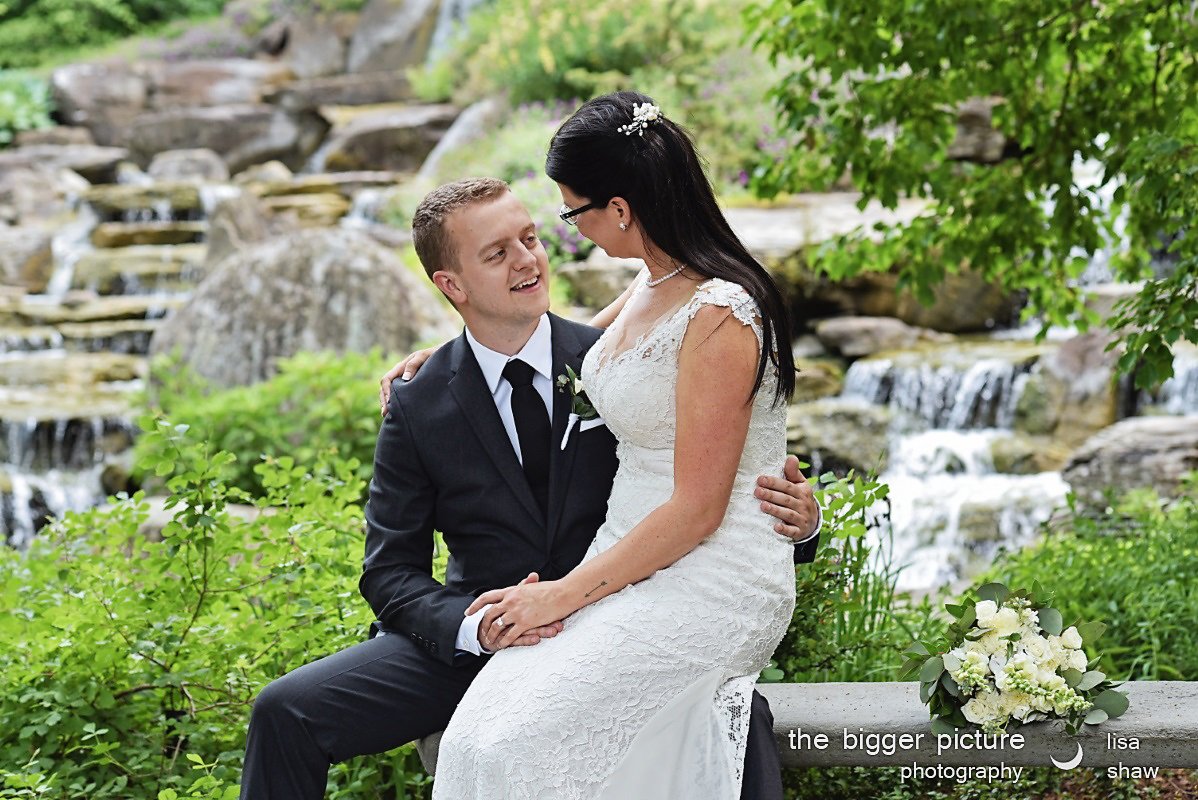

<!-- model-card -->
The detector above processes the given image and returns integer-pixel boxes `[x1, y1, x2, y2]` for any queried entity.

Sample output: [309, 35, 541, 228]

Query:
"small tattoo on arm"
[584, 580, 608, 598]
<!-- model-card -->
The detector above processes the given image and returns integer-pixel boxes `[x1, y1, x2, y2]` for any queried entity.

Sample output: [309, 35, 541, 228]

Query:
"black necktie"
[502, 359, 550, 516]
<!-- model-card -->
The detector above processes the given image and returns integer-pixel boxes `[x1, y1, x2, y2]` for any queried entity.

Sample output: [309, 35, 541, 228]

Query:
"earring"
[619, 222, 627, 231]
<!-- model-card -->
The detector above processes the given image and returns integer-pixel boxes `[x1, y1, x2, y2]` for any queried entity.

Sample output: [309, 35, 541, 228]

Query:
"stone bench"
[415, 681, 1198, 774]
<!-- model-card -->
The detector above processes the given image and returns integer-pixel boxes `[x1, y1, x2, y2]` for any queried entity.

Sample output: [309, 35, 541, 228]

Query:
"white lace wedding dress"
[431, 278, 796, 799]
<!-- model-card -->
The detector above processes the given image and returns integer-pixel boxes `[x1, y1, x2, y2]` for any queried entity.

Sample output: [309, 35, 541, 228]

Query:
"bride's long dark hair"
[546, 91, 795, 406]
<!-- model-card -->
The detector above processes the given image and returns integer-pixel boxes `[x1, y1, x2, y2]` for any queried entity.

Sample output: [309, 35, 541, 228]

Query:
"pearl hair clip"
[617, 102, 663, 136]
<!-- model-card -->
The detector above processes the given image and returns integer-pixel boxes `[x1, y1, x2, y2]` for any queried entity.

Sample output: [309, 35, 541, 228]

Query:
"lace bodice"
[582, 276, 786, 482]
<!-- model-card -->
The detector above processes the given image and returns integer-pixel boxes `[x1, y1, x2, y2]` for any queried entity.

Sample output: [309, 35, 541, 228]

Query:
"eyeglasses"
[558, 202, 599, 226]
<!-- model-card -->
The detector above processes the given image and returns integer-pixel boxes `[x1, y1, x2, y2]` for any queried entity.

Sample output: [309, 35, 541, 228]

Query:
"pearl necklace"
[645, 264, 686, 288]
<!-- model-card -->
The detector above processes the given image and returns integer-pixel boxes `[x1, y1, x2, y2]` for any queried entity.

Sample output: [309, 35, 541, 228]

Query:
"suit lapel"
[546, 315, 589, 548]
[447, 335, 545, 532]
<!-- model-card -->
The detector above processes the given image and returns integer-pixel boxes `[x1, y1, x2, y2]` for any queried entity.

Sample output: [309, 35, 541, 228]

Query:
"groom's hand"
[755, 454, 818, 539]
[477, 573, 565, 651]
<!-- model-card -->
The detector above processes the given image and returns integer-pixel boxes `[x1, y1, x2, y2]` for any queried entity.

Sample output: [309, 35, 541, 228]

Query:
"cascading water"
[841, 346, 1069, 593]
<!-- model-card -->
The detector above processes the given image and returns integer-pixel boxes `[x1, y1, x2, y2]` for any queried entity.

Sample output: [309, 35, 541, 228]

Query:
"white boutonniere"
[555, 365, 599, 449]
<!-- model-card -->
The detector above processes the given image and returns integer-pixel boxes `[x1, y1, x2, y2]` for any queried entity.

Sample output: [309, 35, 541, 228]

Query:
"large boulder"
[128, 104, 330, 173]
[1063, 416, 1198, 508]
[1013, 331, 1122, 448]
[786, 398, 895, 476]
[0, 165, 90, 222]
[148, 59, 294, 109]
[346, 0, 440, 74]
[814, 316, 952, 358]
[150, 228, 457, 387]
[50, 62, 149, 146]
[315, 104, 458, 172]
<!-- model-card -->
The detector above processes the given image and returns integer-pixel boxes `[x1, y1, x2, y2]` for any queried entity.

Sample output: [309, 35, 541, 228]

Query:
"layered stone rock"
[1063, 415, 1198, 508]
[313, 103, 458, 172]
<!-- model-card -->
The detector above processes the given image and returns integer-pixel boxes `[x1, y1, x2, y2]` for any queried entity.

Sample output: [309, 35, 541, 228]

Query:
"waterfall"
[843, 354, 1035, 429]
[1155, 351, 1198, 415]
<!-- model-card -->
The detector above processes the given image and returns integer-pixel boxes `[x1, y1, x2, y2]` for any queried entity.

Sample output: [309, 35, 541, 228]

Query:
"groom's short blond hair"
[412, 177, 510, 278]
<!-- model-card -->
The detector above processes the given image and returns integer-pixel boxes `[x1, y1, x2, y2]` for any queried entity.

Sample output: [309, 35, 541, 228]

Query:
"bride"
[430, 92, 798, 798]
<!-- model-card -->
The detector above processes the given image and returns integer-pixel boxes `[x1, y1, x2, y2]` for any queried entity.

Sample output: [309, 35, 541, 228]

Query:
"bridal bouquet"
[900, 582, 1130, 735]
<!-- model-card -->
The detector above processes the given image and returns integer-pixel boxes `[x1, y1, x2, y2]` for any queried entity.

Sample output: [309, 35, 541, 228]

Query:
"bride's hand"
[469, 574, 572, 649]
[378, 344, 443, 415]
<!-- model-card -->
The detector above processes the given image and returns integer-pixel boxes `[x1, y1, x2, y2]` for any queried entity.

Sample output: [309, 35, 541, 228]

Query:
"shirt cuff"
[793, 499, 822, 546]
[455, 604, 494, 656]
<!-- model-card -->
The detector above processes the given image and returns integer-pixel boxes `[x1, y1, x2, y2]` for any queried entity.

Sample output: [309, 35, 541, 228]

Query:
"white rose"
[1068, 649, 1088, 671]
[1021, 634, 1052, 664]
[991, 608, 1021, 638]
[963, 691, 1002, 725]
[976, 630, 1005, 655]
[1060, 626, 1083, 649]
[975, 600, 999, 626]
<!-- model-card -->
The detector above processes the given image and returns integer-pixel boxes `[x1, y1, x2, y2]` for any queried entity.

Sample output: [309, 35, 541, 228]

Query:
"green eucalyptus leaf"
[1039, 608, 1063, 636]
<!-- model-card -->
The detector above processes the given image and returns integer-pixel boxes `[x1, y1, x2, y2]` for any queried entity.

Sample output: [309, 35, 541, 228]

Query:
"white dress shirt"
[456, 315, 555, 655]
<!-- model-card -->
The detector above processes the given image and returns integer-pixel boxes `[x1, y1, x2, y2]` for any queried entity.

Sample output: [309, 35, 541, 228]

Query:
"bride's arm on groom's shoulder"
[378, 345, 443, 414]
[468, 305, 761, 649]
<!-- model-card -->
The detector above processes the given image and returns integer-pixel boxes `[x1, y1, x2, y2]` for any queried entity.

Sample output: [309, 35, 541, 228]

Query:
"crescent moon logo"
[1050, 742, 1084, 770]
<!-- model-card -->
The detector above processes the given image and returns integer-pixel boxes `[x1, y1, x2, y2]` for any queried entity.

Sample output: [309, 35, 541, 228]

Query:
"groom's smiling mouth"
[511, 275, 541, 292]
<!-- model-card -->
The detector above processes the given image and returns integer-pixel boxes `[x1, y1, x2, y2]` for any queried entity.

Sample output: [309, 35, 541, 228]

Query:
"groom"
[239, 178, 820, 800]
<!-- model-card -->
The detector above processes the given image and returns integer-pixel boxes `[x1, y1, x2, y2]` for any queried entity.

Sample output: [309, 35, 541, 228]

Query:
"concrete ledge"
[414, 682, 1198, 774]
[759, 681, 1198, 768]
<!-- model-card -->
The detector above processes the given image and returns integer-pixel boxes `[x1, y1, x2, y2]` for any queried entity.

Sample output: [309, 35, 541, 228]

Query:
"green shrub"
[137, 350, 395, 501]
[0, 0, 227, 68]
[0, 70, 53, 146]
[0, 422, 429, 799]
[973, 477, 1198, 682]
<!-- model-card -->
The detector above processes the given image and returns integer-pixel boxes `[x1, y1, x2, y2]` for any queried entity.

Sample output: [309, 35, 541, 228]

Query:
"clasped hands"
[473, 572, 569, 652]
[472, 455, 819, 653]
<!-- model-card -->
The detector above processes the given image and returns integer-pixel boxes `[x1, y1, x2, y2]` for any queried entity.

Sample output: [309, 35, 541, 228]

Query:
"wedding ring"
[495, 616, 506, 627]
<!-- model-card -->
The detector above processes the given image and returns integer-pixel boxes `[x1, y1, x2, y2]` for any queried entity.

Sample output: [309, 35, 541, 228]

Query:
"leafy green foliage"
[0, 70, 53, 146]
[0, 422, 429, 799]
[136, 350, 394, 501]
[975, 477, 1198, 681]
[747, 0, 1198, 385]
[412, 0, 787, 187]
[0, 0, 227, 68]
[772, 468, 947, 683]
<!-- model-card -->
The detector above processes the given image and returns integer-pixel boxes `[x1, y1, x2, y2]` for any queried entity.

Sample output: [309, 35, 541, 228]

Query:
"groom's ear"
[433, 269, 466, 307]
